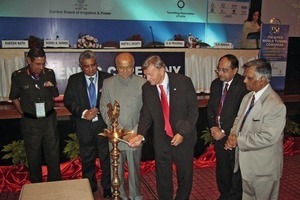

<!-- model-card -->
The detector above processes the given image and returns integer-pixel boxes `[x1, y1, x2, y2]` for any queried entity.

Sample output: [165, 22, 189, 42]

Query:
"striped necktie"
[216, 83, 228, 126]
[88, 77, 96, 108]
[239, 95, 255, 132]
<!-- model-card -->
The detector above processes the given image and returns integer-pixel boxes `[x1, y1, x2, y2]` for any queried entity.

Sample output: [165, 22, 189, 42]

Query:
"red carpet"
[1, 137, 300, 199]
[94, 155, 300, 200]
[1, 155, 300, 200]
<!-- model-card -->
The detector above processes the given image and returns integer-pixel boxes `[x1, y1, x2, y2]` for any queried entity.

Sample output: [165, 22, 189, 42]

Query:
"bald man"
[100, 53, 146, 200]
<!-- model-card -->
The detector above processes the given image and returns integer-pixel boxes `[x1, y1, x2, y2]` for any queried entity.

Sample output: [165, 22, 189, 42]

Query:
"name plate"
[164, 41, 185, 47]
[2, 40, 28, 48]
[44, 40, 69, 48]
[214, 42, 234, 49]
[119, 41, 142, 48]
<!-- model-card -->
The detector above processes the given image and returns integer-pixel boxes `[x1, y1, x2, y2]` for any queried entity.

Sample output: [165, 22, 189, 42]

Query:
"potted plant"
[63, 133, 80, 160]
[1, 133, 80, 166]
[1, 140, 28, 167]
[284, 118, 300, 137]
[200, 127, 214, 145]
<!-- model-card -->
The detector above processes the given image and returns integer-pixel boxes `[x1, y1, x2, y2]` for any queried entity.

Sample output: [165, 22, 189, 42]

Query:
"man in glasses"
[100, 52, 146, 200]
[64, 50, 112, 198]
[207, 54, 249, 200]
[9, 47, 62, 183]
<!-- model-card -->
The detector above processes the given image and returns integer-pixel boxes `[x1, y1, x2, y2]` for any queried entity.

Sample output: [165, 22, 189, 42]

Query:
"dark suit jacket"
[207, 73, 249, 149]
[137, 72, 199, 151]
[63, 70, 112, 133]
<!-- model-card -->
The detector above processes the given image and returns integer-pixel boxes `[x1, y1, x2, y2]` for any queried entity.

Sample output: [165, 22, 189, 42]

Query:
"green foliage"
[63, 133, 80, 160]
[284, 118, 300, 136]
[1, 140, 28, 167]
[200, 127, 215, 145]
[1, 133, 80, 167]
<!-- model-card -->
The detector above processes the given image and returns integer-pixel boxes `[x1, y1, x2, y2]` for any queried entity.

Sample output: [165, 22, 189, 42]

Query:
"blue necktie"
[88, 77, 96, 108]
[239, 95, 255, 132]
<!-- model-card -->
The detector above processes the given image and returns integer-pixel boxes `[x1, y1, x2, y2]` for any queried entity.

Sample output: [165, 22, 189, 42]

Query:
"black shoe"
[92, 187, 98, 193]
[103, 189, 112, 198]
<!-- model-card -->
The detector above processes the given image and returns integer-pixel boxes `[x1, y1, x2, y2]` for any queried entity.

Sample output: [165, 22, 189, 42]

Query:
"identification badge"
[35, 103, 46, 118]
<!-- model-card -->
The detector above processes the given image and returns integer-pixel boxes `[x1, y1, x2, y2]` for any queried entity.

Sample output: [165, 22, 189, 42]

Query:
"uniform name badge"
[35, 102, 46, 118]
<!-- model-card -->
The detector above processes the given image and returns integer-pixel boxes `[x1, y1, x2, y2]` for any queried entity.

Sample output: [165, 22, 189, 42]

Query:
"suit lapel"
[96, 70, 103, 104]
[240, 86, 271, 135]
[148, 84, 163, 119]
[239, 92, 254, 135]
[79, 72, 90, 105]
[168, 73, 176, 114]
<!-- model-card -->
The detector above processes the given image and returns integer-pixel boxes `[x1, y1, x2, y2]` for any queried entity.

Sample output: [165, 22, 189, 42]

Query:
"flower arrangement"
[75, 34, 101, 48]
[187, 33, 202, 48]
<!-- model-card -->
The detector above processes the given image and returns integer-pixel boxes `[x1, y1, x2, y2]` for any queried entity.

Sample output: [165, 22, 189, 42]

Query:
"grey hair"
[142, 55, 165, 70]
[79, 50, 97, 64]
[243, 59, 272, 82]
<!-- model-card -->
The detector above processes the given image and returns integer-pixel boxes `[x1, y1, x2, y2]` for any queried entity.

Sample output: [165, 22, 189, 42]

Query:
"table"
[19, 178, 93, 200]
[0, 48, 259, 101]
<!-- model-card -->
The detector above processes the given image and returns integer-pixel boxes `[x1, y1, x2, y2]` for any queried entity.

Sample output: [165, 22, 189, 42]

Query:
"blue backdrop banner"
[259, 24, 289, 91]
[42, 51, 185, 94]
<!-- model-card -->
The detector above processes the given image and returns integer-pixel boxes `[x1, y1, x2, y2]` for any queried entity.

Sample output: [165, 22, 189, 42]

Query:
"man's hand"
[224, 133, 237, 150]
[84, 107, 99, 120]
[123, 130, 136, 142]
[210, 126, 226, 140]
[171, 133, 183, 146]
[128, 134, 144, 148]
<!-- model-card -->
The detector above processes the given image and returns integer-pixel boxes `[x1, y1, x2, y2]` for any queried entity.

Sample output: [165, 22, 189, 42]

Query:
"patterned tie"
[216, 83, 229, 126]
[88, 77, 96, 108]
[234, 95, 255, 173]
[239, 95, 255, 132]
[159, 85, 173, 138]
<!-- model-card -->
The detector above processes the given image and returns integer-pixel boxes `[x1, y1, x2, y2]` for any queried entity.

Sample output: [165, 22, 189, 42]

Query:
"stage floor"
[1, 154, 299, 200]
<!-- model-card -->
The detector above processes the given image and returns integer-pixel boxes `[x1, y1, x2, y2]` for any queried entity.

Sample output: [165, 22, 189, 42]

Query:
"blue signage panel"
[44, 51, 185, 94]
[259, 24, 289, 91]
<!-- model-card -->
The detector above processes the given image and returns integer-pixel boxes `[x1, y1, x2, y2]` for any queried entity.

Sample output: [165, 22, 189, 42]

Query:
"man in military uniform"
[9, 47, 62, 183]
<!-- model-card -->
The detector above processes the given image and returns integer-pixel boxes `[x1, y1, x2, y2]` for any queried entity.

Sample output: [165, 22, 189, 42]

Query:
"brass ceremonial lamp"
[99, 101, 132, 200]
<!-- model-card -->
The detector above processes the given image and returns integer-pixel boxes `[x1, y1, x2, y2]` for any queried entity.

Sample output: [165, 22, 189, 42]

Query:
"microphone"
[56, 35, 59, 40]
[149, 26, 155, 48]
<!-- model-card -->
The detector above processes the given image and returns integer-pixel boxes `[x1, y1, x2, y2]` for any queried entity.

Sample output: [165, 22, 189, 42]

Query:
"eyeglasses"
[118, 65, 133, 71]
[215, 67, 229, 73]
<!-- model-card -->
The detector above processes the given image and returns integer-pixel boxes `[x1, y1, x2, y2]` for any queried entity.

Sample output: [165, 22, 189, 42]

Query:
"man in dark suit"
[129, 55, 199, 200]
[207, 54, 248, 200]
[64, 50, 112, 198]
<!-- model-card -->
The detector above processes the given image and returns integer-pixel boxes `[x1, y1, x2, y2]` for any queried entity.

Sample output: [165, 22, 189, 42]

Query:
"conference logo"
[75, 0, 87, 10]
[177, 0, 185, 9]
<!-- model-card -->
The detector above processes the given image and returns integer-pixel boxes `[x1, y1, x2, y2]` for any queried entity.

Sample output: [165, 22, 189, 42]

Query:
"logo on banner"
[177, 0, 185, 9]
[75, 0, 87, 10]
[270, 18, 281, 34]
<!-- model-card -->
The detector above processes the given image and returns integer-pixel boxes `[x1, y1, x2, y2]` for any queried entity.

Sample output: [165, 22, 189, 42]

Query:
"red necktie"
[159, 85, 173, 138]
[216, 83, 228, 126]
